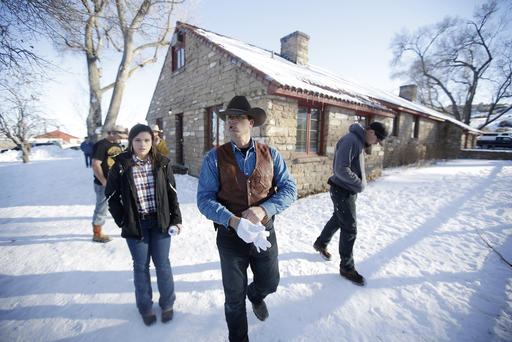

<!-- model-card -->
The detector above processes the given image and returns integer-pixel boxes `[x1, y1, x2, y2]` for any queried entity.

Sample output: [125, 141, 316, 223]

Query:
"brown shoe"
[251, 300, 269, 321]
[142, 312, 156, 326]
[161, 308, 174, 323]
[313, 243, 331, 261]
[92, 224, 112, 243]
[92, 234, 112, 243]
[340, 268, 365, 286]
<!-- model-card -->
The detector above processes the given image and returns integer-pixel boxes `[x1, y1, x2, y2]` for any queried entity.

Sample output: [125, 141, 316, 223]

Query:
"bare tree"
[0, 1, 42, 74]
[29, 0, 188, 138]
[0, 85, 50, 163]
[391, 0, 512, 128]
[0, 0, 72, 77]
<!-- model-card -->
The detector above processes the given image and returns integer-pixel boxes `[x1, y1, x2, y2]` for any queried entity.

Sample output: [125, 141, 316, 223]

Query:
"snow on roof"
[190, 26, 388, 112]
[183, 23, 479, 133]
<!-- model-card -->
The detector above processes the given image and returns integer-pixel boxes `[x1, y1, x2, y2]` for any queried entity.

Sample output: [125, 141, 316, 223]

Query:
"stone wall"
[459, 149, 512, 160]
[383, 112, 444, 167]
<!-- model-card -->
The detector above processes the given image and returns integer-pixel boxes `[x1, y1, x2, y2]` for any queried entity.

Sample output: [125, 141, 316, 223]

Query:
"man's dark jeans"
[216, 219, 279, 342]
[315, 185, 358, 271]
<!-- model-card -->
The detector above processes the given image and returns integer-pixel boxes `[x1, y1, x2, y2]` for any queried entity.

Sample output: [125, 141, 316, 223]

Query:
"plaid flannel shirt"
[132, 155, 156, 214]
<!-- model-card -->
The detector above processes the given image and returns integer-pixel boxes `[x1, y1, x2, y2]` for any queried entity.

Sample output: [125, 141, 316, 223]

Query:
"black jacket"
[105, 151, 182, 239]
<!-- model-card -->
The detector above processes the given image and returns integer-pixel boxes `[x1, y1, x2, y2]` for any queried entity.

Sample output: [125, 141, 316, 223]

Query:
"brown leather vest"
[217, 141, 275, 223]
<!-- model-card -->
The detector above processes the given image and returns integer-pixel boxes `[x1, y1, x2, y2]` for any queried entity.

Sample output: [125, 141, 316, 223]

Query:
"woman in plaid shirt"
[106, 124, 182, 326]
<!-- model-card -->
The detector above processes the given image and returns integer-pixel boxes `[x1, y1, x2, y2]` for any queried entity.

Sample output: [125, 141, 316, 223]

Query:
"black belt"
[139, 212, 157, 220]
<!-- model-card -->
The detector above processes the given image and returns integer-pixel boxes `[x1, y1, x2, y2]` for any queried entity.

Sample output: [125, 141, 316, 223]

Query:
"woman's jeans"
[314, 185, 358, 271]
[126, 218, 175, 315]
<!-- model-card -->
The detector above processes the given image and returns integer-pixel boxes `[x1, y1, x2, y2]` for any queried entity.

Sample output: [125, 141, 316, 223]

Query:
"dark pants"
[315, 185, 358, 271]
[84, 153, 92, 167]
[216, 219, 279, 342]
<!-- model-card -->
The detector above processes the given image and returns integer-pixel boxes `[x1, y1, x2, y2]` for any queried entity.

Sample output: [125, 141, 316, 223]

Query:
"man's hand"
[241, 206, 267, 224]
[235, 218, 272, 253]
[235, 218, 265, 243]
[91, 159, 107, 186]
[253, 230, 271, 253]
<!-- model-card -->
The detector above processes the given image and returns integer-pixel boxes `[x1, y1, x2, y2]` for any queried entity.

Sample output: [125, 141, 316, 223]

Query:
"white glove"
[236, 218, 265, 243]
[253, 230, 271, 253]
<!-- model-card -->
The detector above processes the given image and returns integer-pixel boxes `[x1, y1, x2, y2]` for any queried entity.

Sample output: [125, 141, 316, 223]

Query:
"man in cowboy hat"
[151, 124, 168, 156]
[197, 95, 297, 342]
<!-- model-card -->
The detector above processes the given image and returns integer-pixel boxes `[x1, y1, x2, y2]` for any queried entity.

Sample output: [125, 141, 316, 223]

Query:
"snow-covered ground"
[0, 147, 511, 341]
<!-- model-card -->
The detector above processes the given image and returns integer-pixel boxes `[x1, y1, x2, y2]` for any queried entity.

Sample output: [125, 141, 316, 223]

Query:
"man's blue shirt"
[197, 139, 297, 228]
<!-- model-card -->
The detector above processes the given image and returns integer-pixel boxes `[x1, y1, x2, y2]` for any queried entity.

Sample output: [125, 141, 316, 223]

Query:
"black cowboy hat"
[218, 95, 267, 127]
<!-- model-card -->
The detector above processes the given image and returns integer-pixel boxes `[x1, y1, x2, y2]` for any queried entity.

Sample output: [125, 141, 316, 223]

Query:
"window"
[156, 118, 164, 131]
[175, 113, 184, 165]
[355, 114, 368, 128]
[206, 105, 224, 150]
[412, 116, 419, 139]
[392, 114, 400, 136]
[171, 32, 185, 72]
[296, 105, 323, 154]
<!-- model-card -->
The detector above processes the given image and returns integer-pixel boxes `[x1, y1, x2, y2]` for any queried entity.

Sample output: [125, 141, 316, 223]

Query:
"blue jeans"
[216, 220, 279, 342]
[92, 183, 108, 226]
[126, 218, 176, 315]
[315, 185, 358, 271]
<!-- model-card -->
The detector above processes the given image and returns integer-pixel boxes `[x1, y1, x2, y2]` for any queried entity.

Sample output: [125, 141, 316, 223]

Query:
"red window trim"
[172, 31, 185, 72]
[295, 101, 325, 156]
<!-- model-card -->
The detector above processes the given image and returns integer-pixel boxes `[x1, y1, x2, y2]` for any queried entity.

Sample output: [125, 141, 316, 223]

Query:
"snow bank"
[0, 145, 80, 163]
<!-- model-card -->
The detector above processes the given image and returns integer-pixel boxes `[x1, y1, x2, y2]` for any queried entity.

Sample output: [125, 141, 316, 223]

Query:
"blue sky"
[39, 0, 484, 137]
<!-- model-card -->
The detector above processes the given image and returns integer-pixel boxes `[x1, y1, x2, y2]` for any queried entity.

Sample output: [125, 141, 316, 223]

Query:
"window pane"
[209, 107, 224, 149]
[355, 115, 367, 128]
[180, 47, 185, 68]
[217, 113, 224, 145]
[309, 108, 320, 152]
[296, 106, 308, 152]
[211, 110, 218, 148]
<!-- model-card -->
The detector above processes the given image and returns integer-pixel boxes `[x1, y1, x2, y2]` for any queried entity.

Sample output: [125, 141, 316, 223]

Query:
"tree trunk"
[103, 35, 135, 131]
[86, 56, 103, 141]
[20, 143, 31, 163]
[84, 11, 103, 141]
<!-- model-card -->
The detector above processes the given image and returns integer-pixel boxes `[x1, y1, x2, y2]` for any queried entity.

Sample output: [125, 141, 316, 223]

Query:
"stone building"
[146, 22, 479, 197]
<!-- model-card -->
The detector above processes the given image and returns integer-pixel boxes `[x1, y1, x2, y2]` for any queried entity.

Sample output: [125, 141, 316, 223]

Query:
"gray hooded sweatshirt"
[328, 123, 367, 194]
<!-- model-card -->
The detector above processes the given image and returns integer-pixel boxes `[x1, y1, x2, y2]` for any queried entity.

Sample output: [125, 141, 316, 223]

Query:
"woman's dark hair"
[127, 124, 159, 164]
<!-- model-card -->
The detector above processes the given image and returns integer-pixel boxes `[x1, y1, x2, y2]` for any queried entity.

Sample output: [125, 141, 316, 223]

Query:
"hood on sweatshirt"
[348, 123, 365, 143]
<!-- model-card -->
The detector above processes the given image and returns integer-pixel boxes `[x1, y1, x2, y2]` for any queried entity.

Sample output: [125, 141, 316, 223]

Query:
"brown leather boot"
[92, 224, 112, 243]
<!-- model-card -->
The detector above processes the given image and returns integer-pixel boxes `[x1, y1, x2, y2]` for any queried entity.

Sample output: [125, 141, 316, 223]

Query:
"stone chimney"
[280, 31, 310, 66]
[399, 84, 418, 102]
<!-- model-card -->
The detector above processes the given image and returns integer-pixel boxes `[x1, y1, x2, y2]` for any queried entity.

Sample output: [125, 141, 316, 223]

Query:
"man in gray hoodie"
[313, 122, 388, 286]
